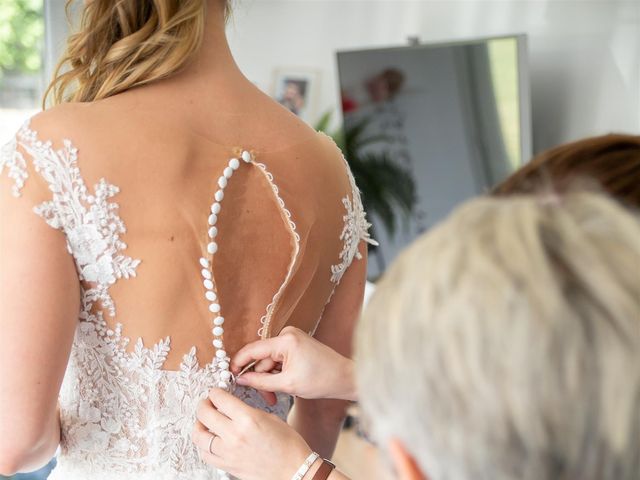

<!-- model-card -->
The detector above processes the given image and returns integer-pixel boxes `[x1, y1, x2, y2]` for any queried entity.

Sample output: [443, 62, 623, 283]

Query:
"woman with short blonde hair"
[357, 191, 640, 479]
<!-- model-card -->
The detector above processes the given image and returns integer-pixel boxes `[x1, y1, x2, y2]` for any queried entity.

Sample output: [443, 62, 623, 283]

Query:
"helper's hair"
[357, 191, 640, 480]
[43, 0, 230, 107]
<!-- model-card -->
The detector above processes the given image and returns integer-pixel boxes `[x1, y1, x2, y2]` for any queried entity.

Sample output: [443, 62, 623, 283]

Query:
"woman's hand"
[193, 388, 313, 480]
[231, 326, 358, 405]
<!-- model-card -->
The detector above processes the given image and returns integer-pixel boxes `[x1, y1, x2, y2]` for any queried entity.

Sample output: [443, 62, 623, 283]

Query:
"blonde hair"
[356, 192, 640, 480]
[43, 0, 230, 107]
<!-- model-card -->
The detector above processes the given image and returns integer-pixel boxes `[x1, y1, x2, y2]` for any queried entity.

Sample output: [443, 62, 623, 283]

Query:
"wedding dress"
[0, 107, 373, 479]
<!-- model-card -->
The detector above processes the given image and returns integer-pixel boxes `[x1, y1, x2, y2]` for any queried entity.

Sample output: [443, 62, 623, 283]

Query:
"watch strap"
[310, 459, 336, 480]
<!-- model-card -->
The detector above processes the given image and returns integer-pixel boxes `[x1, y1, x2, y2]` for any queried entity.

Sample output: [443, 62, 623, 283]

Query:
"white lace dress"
[0, 119, 374, 480]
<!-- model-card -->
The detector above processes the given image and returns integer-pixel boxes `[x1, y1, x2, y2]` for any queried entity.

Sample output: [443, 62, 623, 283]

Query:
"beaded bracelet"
[291, 452, 320, 480]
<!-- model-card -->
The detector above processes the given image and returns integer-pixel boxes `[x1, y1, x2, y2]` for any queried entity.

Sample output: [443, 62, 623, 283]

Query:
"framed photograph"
[271, 67, 321, 124]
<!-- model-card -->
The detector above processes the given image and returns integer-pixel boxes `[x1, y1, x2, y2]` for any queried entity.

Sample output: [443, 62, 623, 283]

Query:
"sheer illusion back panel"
[256, 134, 355, 337]
[7, 99, 362, 371]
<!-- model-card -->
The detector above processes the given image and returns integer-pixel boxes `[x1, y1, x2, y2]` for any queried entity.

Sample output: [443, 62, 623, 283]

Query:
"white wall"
[43, 0, 70, 84]
[227, 0, 639, 153]
[44, 0, 639, 151]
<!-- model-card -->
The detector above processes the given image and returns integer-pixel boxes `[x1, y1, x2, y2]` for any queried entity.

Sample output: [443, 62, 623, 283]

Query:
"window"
[0, 0, 45, 144]
[488, 37, 521, 169]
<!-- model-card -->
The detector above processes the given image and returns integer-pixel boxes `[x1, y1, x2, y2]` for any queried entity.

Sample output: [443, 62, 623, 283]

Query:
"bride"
[0, 1, 373, 478]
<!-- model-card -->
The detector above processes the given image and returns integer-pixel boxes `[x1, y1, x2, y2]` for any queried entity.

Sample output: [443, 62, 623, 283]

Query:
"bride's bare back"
[50, 80, 367, 369]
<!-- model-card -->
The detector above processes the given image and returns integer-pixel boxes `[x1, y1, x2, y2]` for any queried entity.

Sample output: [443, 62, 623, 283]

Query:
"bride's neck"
[167, 0, 245, 88]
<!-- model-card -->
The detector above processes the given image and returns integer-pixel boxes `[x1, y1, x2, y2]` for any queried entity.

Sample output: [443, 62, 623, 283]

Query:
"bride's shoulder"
[246, 91, 342, 158]
[265, 103, 346, 165]
[25, 102, 94, 137]
[30, 88, 140, 134]
[2, 101, 117, 201]
[19, 98, 138, 173]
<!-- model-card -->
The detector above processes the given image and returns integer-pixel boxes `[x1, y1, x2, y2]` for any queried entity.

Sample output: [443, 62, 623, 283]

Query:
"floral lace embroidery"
[9, 120, 141, 316]
[316, 132, 376, 284]
[330, 192, 375, 283]
[57, 294, 290, 478]
[0, 135, 28, 197]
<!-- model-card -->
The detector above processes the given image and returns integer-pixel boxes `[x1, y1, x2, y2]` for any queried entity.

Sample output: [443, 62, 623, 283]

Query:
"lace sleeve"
[2, 120, 90, 231]
[1, 119, 140, 316]
[324, 135, 378, 285]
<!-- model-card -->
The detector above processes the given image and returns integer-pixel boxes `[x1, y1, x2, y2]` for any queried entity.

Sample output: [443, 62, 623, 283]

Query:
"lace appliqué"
[7, 120, 141, 316]
[317, 133, 377, 284]
[330, 191, 375, 283]
[0, 136, 28, 197]
[306, 133, 377, 336]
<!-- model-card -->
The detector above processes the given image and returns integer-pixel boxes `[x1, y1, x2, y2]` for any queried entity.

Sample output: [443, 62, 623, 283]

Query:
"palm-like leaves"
[315, 111, 417, 237]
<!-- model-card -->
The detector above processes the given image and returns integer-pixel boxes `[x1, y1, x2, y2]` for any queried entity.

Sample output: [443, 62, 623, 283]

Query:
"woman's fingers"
[208, 387, 252, 420]
[254, 358, 278, 373]
[195, 398, 231, 437]
[192, 419, 223, 457]
[236, 371, 288, 394]
[193, 387, 314, 480]
[231, 337, 285, 374]
[236, 358, 280, 405]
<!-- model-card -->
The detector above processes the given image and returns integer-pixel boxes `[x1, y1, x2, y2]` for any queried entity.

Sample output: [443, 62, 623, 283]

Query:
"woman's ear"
[387, 438, 428, 480]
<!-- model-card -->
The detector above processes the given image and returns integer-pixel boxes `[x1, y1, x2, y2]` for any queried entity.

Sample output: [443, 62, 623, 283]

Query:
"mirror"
[337, 35, 532, 276]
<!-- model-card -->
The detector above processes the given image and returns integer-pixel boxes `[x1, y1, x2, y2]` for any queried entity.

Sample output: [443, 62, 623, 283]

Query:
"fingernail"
[236, 376, 247, 385]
